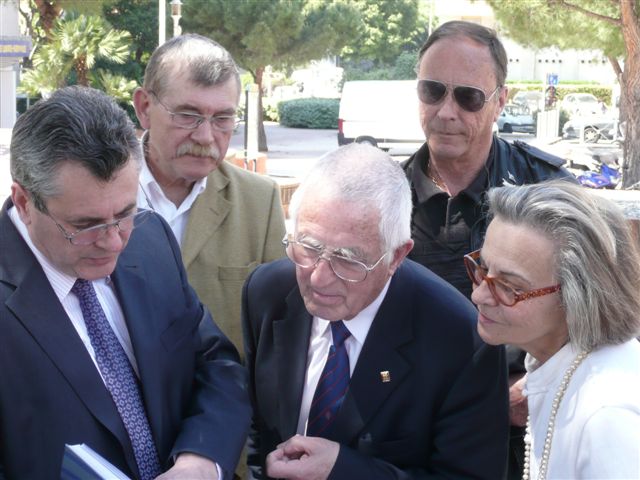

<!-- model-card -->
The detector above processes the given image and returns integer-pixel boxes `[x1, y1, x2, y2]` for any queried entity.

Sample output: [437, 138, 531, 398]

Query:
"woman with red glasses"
[465, 180, 640, 480]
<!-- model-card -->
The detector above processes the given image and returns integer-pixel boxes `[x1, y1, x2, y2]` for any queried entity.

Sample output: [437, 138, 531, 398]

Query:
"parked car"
[561, 93, 600, 116]
[562, 114, 619, 143]
[497, 104, 535, 134]
[512, 91, 543, 113]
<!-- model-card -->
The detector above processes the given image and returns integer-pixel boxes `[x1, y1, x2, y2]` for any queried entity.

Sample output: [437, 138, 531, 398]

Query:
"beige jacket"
[182, 160, 286, 351]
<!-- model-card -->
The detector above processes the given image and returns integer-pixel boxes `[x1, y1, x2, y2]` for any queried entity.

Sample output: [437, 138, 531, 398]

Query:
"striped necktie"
[307, 320, 351, 437]
[72, 279, 162, 480]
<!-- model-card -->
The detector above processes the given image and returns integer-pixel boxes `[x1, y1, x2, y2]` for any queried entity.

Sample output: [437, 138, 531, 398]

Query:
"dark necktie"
[306, 320, 351, 437]
[72, 279, 161, 480]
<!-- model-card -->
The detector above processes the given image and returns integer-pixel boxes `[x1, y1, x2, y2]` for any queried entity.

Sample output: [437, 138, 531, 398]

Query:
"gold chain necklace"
[522, 350, 590, 480]
[427, 161, 447, 191]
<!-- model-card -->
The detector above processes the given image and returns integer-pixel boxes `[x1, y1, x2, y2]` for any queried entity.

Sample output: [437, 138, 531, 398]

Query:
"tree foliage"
[181, 0, 362, 149]
[19, 13, 132, 99]
[340, 0, 426, 65]
[181, 0, 361, 85]
[99, 0, 160, 85]
[489, 0, 640, 189]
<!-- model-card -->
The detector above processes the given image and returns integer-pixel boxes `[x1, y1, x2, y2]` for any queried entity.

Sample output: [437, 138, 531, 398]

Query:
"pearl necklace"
[522, 350, 590, 480]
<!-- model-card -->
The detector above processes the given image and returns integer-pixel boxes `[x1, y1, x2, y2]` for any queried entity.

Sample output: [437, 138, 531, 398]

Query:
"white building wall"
[429, 0, 618, 84]
[0, 0, 22, 128]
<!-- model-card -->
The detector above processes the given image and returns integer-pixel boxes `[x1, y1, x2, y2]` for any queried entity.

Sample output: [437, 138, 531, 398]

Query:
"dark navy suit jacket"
[0, 199, 251, 479]
[242, 258, 509, 479]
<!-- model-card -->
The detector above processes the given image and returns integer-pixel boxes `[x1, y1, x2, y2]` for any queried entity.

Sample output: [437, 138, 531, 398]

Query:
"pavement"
[1, 123, 637, 219]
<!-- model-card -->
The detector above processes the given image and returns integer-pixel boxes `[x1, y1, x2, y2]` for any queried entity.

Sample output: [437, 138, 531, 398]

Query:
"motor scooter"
[577, 162, 621, 189]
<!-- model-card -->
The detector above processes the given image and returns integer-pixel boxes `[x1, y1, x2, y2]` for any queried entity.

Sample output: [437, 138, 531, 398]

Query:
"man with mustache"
[402, 21, 575, 479]
[133, 34, 286, 354]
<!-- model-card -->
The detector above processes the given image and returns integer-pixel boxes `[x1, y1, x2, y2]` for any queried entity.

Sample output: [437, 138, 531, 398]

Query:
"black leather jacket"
[402, 135, 576, 252]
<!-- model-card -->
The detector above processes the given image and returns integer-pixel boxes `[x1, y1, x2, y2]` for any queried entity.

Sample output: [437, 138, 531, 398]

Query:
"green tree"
[488, 0, 640, 189]
[181, 0, 362, 150]
[99, 0, 161, 90]
[19, 13, 132, 99]
[103, 0, 159, 68]
[340, 0, 427, 65]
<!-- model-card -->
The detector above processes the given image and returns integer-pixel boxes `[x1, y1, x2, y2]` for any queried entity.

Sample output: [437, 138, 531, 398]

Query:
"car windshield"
[505, 104, 527, 115]
[578, 96, 597, 103]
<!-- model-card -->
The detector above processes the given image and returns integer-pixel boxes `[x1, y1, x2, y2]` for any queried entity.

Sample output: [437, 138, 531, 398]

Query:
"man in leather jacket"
[403, 21, 575, 480]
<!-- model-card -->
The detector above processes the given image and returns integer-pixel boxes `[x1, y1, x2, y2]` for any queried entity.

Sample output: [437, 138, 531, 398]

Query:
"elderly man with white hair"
[242, 143, 509, 480]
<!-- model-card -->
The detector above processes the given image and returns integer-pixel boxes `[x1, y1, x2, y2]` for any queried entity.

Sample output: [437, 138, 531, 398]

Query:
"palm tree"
[20, 13, 132, 98]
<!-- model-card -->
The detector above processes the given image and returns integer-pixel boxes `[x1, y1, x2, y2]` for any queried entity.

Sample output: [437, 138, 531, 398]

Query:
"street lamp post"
[170, 0, 182, 38]
[158, 0, 166, 45]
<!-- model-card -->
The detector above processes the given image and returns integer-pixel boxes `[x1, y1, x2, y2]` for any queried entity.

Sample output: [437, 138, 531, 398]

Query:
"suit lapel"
[331, 269, 413, 444]
[1, 206, 132, 462]
[273, 289, 312, 438]
[181, 169, 230, 269]
[110, 235, 171, 464]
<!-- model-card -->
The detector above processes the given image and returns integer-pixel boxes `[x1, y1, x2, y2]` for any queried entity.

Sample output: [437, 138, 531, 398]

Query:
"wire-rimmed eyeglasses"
[149, 91, 238, 132]
[283, 234, 387, 283]
[45, 210, 150, 246]
[464, 250, 561, 307]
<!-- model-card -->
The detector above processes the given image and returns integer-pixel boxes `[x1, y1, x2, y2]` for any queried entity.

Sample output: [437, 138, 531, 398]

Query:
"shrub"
[278, 98, 339, 129]
[262, 97, 280, 122]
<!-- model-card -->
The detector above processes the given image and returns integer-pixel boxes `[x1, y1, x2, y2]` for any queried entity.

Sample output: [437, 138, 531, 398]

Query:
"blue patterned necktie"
[306, 320, 351, 437]
[72, 279, 161, 480]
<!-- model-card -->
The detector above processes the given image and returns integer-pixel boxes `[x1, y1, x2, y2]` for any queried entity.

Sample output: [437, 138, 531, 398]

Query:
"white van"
[337, 80, 424, 150]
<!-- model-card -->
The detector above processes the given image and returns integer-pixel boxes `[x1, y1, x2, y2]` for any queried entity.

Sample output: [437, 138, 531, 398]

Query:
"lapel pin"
[380, 370, 391, 383]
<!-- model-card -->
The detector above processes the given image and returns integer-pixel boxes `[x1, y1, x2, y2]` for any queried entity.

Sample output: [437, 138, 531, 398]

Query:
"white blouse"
[524, 340, 640, 479]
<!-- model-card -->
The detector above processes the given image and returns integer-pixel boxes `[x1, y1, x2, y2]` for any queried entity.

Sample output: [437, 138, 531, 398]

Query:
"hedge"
[278, 98, 339, 129]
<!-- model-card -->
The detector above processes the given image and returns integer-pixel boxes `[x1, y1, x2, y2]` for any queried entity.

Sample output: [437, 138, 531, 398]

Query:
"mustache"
[176, 142, 219, 159]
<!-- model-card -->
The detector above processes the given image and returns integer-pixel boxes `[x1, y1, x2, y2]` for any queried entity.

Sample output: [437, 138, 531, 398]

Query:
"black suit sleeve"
[170, 306, 253, 474]
[242, 265, 266, 479]
[328, 343, 509, 480]
[147, 213, 252, 474]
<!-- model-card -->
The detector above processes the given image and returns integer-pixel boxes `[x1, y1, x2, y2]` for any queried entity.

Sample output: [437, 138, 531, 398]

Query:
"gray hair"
[288, 143, 412, 255]
[143, 33, 240, 99]
[10, 86, 142, 212]
[486, 181, 640, 351]
[418, 21, 508, 87]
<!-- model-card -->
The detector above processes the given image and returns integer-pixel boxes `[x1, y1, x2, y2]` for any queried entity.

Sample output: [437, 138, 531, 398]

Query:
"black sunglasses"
[417, 79, 501, 113]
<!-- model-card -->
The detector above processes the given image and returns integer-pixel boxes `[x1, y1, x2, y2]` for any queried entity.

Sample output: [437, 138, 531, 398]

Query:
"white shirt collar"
[137, 150, 208, 213]
[313, 278, 392, 346]
[7, 206, 109, 301]
[524, 342, 578, 395]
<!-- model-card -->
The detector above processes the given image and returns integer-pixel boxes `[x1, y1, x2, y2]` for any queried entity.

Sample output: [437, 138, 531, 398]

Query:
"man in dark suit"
[0, 86, 251, 479]
[242, 143, 509, 479]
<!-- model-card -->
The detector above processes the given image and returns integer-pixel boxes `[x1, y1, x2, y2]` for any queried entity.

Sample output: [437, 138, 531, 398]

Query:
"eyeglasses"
[464, 250, 561, 307]
[283, 234, 387, 283]
[45, 210, 150, 246]
[149, 91, 238, 132]
[417, 79, 501, 113]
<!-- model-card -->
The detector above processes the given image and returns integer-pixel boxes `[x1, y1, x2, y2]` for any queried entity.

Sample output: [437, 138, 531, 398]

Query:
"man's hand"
[509, 374, 528, 427]
[155, 453, 219, 480]
[266, 435, 340, 480]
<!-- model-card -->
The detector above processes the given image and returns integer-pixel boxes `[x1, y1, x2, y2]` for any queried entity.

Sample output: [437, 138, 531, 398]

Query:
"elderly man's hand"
[155, 453, 218, 480]
[509, 374, 528, 427]
[266, 435, 340, 480]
